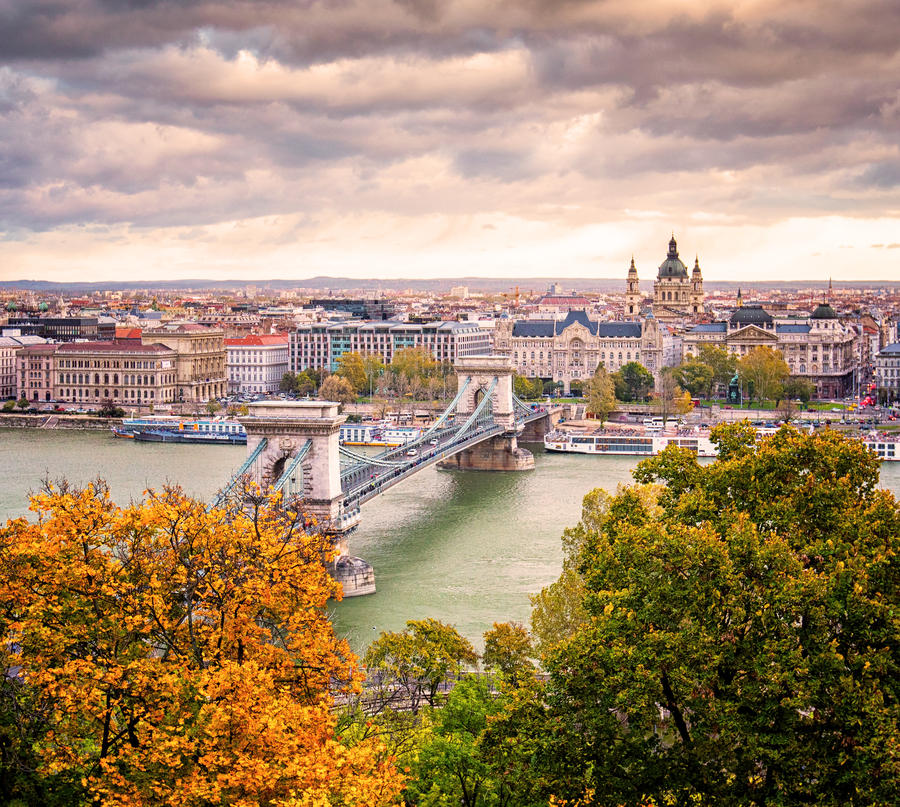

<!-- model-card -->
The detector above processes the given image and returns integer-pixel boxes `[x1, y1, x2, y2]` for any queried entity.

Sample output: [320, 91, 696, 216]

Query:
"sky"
[1, 0, 899, 284]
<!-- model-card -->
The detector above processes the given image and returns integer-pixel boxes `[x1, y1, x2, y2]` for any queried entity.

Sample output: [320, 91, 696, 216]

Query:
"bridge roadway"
[339, 407, 549, 511]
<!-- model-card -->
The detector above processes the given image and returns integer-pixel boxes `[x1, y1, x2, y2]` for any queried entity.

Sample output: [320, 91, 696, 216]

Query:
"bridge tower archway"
[440, 355, 533, 471]
[454, 355, 517, 431]
[238, 400, 349, 527]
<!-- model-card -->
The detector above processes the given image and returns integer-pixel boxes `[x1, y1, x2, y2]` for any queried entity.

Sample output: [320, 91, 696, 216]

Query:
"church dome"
[657, 236, 688, 279]
[810, 302, 837, 319]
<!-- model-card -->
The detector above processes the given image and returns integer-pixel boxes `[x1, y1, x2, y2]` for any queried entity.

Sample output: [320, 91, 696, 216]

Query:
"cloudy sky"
[1, 0, 899, 283]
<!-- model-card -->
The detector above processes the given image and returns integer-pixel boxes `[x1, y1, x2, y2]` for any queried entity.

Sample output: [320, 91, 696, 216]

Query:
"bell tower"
[625, 256, 641, 319]
[690, 255, 704, 316]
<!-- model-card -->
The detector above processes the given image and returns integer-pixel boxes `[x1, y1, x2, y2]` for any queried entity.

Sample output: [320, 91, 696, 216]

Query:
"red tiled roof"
[115, 327, 143, 339]
[224, 334, 289, 346]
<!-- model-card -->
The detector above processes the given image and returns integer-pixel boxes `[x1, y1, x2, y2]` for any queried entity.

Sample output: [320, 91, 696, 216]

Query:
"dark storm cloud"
[2, 0, 900, 233]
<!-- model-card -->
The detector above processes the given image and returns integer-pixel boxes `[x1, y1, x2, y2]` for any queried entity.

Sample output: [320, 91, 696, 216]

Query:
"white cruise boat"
[544, 428, 718, 457]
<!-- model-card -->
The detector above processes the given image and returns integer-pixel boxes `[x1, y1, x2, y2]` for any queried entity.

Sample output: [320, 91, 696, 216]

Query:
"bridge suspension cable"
[272, 439, 313, 494]
[512, 393, 534, 417]
[209, 437, 268, 509]
[421, 375, 471, 438]
[451, 377, 498, 440]
[338, 444, 408, 467]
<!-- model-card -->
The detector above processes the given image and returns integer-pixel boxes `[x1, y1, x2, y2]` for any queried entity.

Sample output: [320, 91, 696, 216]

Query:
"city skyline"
[2, 1, 899, 283]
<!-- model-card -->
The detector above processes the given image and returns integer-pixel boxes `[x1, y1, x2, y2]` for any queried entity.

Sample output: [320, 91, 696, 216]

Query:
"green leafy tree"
[672, 357, 714, 399]
[612, 361, 654, 402]
[482, 622, 535, 685]
[295, 370, 316, 396]
[205, 399, 221, 415]
[698, 344, 739, 396]
[363, 619, 478, 713]
[533, 425, 900, 806]
[783, 375, 816, 406]
[514, 375, 543, 401]
[15, 396, 29, 411]
[319, 374, 356, 405]
[586, 363, 616, 424]
[279, 372, 297, 393]
[2, 400, 16, 412]
[362, 354, 386, 397]
[739, 346, 790, 405]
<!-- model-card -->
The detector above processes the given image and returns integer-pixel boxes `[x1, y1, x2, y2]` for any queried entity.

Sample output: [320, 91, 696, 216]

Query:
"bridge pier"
[240, 401, 373, 597]
[438, 432, 534, 471]
[436, 355, 534, 472]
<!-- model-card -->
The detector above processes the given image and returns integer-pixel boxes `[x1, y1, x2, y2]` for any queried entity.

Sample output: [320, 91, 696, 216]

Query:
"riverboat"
[544, 428, 718, 457]
[860, 433, 900, 462]
[112, 417, 247, 445]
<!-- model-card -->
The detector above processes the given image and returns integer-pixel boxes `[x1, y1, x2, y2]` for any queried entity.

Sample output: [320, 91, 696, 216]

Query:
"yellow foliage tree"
[0, 482, 403, 806]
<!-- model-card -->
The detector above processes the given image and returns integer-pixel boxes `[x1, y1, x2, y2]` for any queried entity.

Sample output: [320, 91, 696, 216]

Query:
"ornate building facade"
[493, 310, 669, 393]
[649, 236, 704, 320]
[683, 303, 862, 399]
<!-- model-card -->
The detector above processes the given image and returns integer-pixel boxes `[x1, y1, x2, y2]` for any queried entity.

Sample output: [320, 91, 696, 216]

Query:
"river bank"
[0, 412, 120, 430]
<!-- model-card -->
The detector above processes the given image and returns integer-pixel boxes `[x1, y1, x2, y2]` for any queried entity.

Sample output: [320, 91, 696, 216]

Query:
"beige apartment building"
[53, 341, 178, 406]
[142, 322, 227, 403]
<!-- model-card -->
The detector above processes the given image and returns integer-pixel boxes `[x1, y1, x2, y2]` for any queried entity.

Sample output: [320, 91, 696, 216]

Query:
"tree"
[739, 346, 789, 405]
[698, 344, 739, 396]
[279, 371, 297, 393]
[336, 351, 368, 393]
[15, 396, 29, 411]
[363, 354, 386, 398]
[783, 376, 816, 407]
[0, 483, 403, 805]
[319, 374, 356, 405]
[586, 364, 616, 424]
[651, 369, 692, 424]
[482, 622, 535, 685]
[672, 357, 714, 399]
[403, 676, 515, 807]
[363, 619, 478, 713]
[514, 374, 543, 401]
[612, 361, 654, 402]
[534, 425, 900, 806]
[1, 400, 15, 412]
[97, 399, 126, 418]
[205, 399, 221, 415]
[390, 347, 439, 382]
[295, 369, 316, 396]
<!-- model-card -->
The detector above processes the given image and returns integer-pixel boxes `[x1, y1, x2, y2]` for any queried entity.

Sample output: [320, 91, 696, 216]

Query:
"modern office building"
[289, 320, 491, 374]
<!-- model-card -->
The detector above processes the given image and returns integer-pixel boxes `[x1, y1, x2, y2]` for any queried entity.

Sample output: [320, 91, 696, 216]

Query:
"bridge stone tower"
[239, 401, 354, 530]
[438, 355, 534, 471]
[238, 400, 371, 596]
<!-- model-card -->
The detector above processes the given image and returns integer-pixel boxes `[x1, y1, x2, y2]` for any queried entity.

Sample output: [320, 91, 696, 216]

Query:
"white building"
[0, 334, 50, 400]
[225, 334, 290, 394]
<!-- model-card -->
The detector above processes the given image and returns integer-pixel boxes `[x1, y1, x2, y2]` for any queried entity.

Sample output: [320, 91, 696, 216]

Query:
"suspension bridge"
[212, 356, 558, 595]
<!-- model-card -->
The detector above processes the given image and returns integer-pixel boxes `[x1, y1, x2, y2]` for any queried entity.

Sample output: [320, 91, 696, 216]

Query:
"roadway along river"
[3, 427, 899, 654]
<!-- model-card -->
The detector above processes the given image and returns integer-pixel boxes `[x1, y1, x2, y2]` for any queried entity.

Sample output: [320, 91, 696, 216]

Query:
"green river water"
[2, 427, 899, 654]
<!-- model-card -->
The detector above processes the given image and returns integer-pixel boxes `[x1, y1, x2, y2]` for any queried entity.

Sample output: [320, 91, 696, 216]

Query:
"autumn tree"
[336, 351, 368, 393]
[739, 345, 790, 405]
[0, 483, 403, 806]
[783, 375, 816, 407]
[651, 369, 692, 423]
[586, 364, 616, 424]
[319, 373, 356, 404]
[482, 622, 535, 685]
[390, 347, 439, 382]
[532, 425, 900, 806]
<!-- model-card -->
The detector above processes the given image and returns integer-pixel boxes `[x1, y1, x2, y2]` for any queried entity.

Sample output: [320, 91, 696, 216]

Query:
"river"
[2, 427, 899, 653]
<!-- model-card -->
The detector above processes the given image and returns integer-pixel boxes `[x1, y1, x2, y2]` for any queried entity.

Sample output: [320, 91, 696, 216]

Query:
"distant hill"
[1, 277, 898, 294]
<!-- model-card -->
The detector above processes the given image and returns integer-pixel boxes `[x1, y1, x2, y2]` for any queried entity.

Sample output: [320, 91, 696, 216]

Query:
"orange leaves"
[0, 483, 401, 806]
